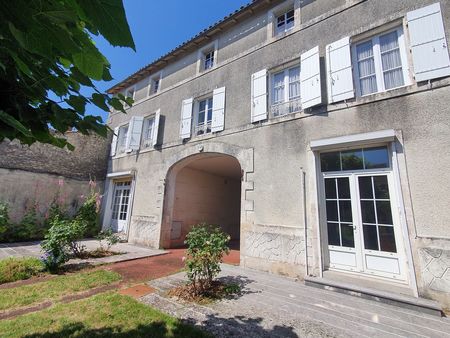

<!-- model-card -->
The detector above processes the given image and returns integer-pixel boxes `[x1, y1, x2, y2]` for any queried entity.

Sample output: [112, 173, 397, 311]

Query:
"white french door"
[321, 146, 407, 282]
[111, 180, 131, 233]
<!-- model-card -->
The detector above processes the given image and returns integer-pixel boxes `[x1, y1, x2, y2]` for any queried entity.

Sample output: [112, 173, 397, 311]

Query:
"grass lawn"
[0, 292, 210, 338]
[0, 270, 120, 311]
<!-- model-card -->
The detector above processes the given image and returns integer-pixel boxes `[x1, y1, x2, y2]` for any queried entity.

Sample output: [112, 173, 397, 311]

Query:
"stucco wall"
[105, 0, 450, 307]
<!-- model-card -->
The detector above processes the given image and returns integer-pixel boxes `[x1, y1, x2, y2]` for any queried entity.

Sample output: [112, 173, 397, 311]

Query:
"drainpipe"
[301, 167, 309, 277]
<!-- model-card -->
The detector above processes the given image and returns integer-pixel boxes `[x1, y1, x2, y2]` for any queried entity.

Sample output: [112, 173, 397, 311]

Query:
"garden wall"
[0, 132, 110, 223]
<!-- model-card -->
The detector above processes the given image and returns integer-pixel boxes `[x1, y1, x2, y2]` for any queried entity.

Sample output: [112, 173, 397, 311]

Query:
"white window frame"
[148, 72, 162, 96]
[275, 8, 295, 36]
[352, 26, 411, 97]
[141, 114, 156, 148]
[194, 96, 213, 136]
[125, 86, 135, 100]
[269, 63, 301, 117]
[204, 50, 215, 70]
[116, 123, 129, 154]
[197, 40, 218, 73]
[267, 0, 300, 40]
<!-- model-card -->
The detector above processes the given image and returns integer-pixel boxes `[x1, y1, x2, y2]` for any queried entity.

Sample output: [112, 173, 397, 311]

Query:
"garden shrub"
[96, 228, 120, 251]
[0, 257, 45, 284]
[76, 181, 101, 238]
[0, 202, 9, 238]
[184, 223, 230, 295]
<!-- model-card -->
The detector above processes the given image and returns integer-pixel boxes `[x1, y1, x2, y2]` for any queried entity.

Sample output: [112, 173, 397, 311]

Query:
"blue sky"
[91, 0, 250, 121]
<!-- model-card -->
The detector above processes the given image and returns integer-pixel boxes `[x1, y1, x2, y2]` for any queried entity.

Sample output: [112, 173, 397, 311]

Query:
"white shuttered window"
[251, 69, 268, 123]
[270, 65, 301, 117]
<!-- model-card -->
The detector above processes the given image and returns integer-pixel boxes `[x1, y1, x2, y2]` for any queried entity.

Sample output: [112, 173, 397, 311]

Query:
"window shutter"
[211, 87, 226, 132]
[126, 116, 144, 152]
[407, 2, 450, 82]
[300, 46, 322, 109]
[326, 37, 354, 103]
[180, 98, 193, 139]
[251, 69, 267, 123]
[110, 127, 119, 156]
[152, 109, 161, 146]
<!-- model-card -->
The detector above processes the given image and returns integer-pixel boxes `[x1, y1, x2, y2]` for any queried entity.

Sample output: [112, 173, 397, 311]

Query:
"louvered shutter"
[300, 46, 322, 109]
[152, 109, 161, 146]
[126, 116, 143, 152]
[326, 37, 354, 103]
[251, 69, 267, 123]
[407, 2, 450, 82]
[180, 98, 193, 139]
[110, 127, 119, 156]
[211, 87, 225, 132]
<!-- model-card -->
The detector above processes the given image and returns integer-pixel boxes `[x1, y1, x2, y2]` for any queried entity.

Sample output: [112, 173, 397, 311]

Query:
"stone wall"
[0, 132, 110, 222]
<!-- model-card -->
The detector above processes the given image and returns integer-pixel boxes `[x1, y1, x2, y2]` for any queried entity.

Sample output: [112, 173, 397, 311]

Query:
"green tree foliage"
[0, 0, 135, 149]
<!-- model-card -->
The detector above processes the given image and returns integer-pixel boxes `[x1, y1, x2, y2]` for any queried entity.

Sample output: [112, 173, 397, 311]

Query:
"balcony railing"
[194, 121, 212, 136]
[270, 97, 301, 118]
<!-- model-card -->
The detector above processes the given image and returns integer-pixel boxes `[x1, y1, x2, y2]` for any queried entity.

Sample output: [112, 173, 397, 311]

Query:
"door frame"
[310, 130, 418, 294]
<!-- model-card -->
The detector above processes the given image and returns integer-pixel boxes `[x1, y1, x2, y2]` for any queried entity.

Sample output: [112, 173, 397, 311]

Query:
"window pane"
[288, 67, 300, 99]
[373, 176, 390, 199]
[339, 200, 353, 222]
[326, 201, 338, 221]
[363, 146, 389, 169]
[363, 224, 379, 250]
[277, 15, 285, 27]
[320, 152, 340, 172]
[324, 178, 336, 199]
[376, 201, 393, 224]
[337, 178, 350, 199]
[341, 224, 355, 248]
[358, 176, 373, 199]
[380, 31, 404, 89]
[341, 149, 364, 170]
[199, 100, 206, 112]
[361, 201, 376, 224]
[379, 226, 397, 253]
[273, 72, 285, 103]
[356, 40, 377, 95]
[327, 223, 340, 246]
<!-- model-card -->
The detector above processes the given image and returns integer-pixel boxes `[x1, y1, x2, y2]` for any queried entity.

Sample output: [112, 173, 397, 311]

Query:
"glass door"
[111, 181, 131, 232]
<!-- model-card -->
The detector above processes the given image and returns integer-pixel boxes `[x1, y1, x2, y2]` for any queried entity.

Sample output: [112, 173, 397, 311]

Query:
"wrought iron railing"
[194, 121, 212, 136]
[270, 97, 301, 117]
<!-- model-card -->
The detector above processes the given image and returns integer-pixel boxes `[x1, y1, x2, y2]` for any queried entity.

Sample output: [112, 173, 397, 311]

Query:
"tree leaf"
[0, 110, 32, 137]
[66, 95, 87, 113]
[91, 93, 109, 111]
[73, 49, 105, 80]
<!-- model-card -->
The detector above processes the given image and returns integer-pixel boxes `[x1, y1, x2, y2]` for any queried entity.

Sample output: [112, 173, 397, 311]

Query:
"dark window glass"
[376, 201, 393, 224]
[373, 176, 390, 199]
[325, 178, 336, 199]
[364, 146, 389, 169]
[341, 224, 355, 248]
[337, 178, 350, 199]
[326, 201, 338, 221]
[327, 223, 340, 246]
[339, 201, 353, 222]
[321, 152, 340, 172]
[361, 201, 376, 224]
[341, 149, 364, 170]
[379, 226, 397, 253]
[358, 176, 373, 199]
[363, 224, 379, 250]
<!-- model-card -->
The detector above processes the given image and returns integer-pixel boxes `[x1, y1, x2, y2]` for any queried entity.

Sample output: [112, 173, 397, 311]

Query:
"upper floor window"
[195, 97, 213, 136]
[204, 50, 215, 70]
[125, 87, 135, 99]
[353, 27, 409, 96]
[149, 73, 161, 95]
[275, 8, 295, 35]
[141, 116, 155, 147]
[271, 65, 301, 117]
[117, 124, 128, 154]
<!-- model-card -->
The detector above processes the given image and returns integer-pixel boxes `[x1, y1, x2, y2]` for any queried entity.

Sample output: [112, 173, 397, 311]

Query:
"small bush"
[76, 181, 101, 237]
[96, 228, 120, 251]
[184, 223, 230, 295]
[0, 257, 45, 284]
[0, 202, 9, 238]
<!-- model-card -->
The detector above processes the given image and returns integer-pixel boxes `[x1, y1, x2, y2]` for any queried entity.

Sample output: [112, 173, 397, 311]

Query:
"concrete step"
[304, 276, 443, 317]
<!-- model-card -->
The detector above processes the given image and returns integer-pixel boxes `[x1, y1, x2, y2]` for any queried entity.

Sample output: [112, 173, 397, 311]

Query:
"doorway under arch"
[161, 153, 242, 253]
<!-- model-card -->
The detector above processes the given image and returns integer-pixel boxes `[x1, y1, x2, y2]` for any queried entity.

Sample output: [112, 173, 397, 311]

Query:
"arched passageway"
[161, 153, 242, 252]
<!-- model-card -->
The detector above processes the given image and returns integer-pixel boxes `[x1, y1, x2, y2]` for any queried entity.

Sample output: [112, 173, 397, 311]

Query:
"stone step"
[304, 276, 443, 317]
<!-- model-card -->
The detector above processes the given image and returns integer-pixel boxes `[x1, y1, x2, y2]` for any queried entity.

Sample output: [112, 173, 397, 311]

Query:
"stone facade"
[103, 0, 450, 308]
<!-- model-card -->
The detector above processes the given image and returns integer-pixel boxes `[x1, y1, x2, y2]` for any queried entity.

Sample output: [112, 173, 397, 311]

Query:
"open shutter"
[126, 116, 143, 152]
[300, 46, 322, 109]
[152, 109, 161, 146]
[211, 87, 225, 132]
[180, 98, 193, 139]
[326, 37, 354, 103]
[407, 2, 450, 82]
[110, 127, 119, 156]
[251, 69, 267, 123]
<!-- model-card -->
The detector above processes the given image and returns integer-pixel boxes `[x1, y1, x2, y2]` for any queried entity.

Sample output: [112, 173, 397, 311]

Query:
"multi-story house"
[104, 0, 450, 310]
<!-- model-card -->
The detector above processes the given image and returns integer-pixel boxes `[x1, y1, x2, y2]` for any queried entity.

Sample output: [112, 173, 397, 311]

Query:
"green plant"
[0, 257, 45, 284]
[0, 201, 9, 238]
[17, 204, 42, 240]
[76, 180, 101, 237]
[184, 223, 230, 295]
[96, 228, 120, 251]
[40, 216, 87, 271]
